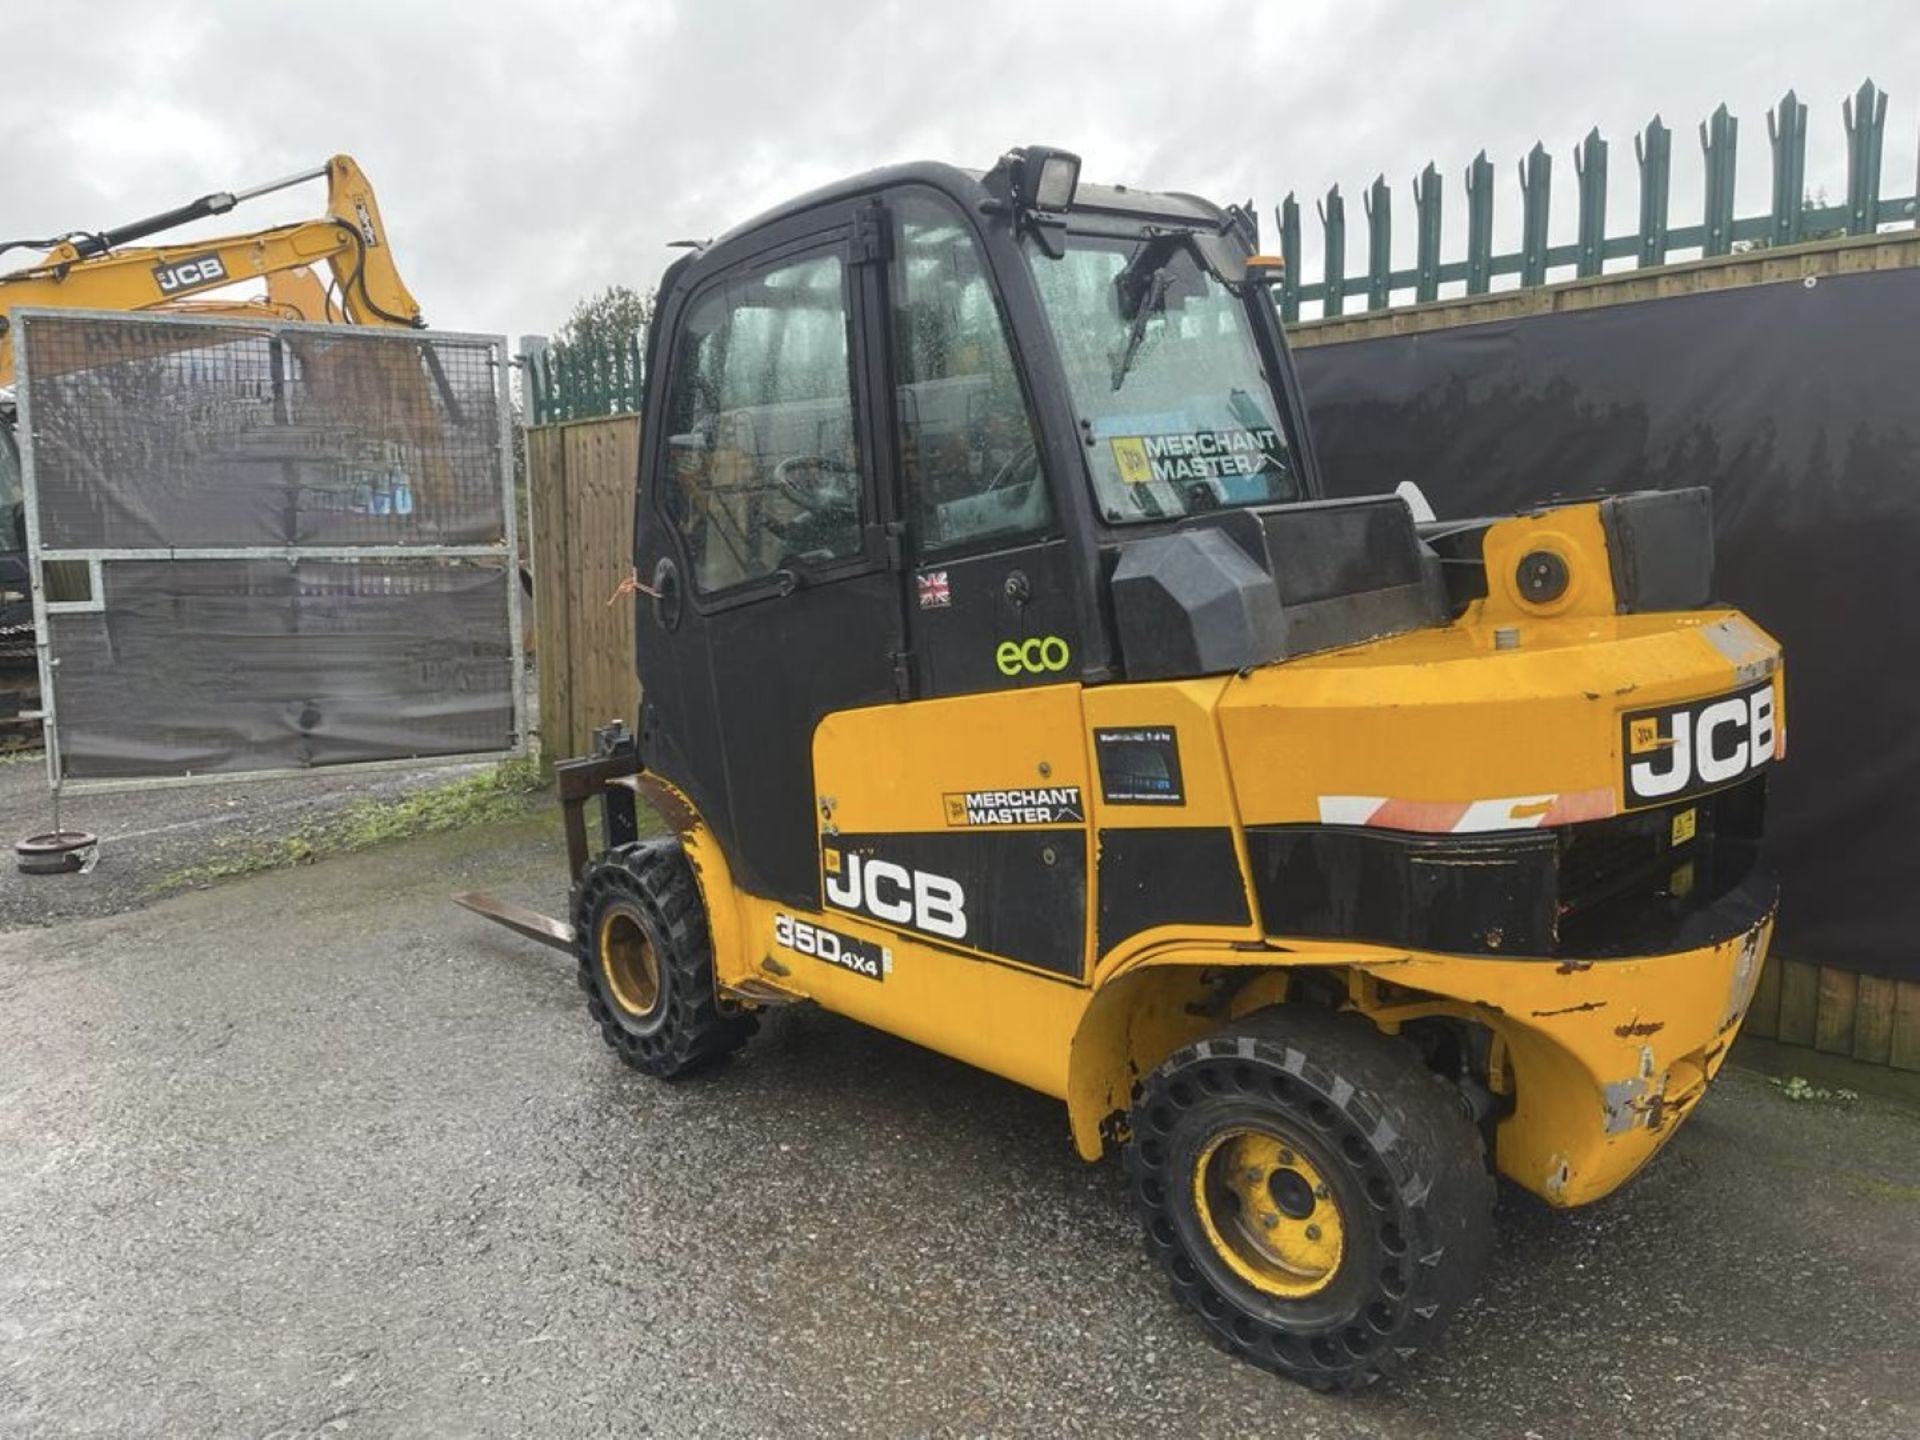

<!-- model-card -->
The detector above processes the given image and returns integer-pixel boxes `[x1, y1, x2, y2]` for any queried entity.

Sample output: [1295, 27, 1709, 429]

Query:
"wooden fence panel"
[525, 415, 641, 762]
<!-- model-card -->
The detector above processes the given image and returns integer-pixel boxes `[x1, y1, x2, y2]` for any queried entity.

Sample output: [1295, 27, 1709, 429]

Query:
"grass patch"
[1768, 1074, 1859, 1106]
[1846, 1175, 1920, 1204]
[152, 757, 548, 895]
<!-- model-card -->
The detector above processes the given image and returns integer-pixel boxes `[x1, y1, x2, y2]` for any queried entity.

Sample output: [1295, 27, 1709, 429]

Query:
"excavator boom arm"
[0, 155, 423, 387]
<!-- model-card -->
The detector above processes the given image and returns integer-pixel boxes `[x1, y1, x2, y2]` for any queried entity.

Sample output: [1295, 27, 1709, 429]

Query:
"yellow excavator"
[0, 153, 423, 384]
[0, 155, 427, 742]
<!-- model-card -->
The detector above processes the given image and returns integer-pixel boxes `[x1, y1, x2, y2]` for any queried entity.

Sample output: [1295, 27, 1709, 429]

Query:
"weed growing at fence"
[151, 757, 548, 894]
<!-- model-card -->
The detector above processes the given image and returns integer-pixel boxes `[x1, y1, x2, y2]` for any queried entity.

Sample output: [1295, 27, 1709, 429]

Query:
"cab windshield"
[1026, 232, 1302, 524]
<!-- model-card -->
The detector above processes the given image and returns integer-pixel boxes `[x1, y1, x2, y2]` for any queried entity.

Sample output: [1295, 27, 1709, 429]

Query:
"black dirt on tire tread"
[1125, 1005, 1495, 1391]
[571, 839, 756, 1078]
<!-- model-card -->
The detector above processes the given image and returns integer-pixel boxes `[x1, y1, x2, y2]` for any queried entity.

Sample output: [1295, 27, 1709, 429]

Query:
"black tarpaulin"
[48, 561, 515, 779]
[1294, 268, 1920, 981]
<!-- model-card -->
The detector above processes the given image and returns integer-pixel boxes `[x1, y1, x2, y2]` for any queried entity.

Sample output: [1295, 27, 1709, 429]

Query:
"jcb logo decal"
[1623, 681, 1778, 807]
[823, 848, 968, 941]
[152, 252, 229, 297]
[995, 635, 1070, 677]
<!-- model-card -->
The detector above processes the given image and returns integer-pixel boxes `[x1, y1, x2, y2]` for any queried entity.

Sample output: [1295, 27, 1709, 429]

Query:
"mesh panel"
[22, 313, 505, 548]
[19, 312, 519, 784]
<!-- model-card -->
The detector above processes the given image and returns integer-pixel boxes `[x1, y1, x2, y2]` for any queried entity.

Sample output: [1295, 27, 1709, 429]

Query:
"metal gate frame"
[13, 307, 527, 796]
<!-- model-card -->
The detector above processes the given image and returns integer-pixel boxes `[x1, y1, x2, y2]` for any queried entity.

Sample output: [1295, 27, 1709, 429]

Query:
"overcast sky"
[4, 0, 1914, 343]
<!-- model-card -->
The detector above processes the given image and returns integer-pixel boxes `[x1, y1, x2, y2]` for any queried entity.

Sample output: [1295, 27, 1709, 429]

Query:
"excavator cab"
[504, 148, 1783, 1390]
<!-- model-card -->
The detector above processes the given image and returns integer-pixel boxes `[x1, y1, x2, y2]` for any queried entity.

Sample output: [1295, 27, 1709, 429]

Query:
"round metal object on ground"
[597, 907, 662, 1021]
[16, 830, 98, 875]
[1191, 1126, 1346, 1300]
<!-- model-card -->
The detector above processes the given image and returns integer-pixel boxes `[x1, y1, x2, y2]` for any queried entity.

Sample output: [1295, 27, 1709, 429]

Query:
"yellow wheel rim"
[598, 909, 661, 1019]
[1191, 1128, 1345, 1299]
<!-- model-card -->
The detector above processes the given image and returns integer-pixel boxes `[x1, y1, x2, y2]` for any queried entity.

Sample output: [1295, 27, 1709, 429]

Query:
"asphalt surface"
[3, 813, 1919, 1438]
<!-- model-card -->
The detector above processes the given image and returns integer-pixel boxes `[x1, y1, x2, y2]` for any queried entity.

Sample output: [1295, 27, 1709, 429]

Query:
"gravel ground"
[0, 752, 495, 930]
[3, 814, 1918, 1438]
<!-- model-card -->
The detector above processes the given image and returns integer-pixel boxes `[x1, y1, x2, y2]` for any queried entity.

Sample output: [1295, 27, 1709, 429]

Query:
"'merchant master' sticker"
[1111, 428, 1282, 485]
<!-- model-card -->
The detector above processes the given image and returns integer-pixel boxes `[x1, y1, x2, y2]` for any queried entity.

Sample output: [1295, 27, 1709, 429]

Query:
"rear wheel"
[1125, 1006, 1493, 1390]
[572, 840, 756, 1078]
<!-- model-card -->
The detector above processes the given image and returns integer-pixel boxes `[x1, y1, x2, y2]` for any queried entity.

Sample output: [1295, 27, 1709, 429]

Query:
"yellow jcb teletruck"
[472, 148, 1783, 1389]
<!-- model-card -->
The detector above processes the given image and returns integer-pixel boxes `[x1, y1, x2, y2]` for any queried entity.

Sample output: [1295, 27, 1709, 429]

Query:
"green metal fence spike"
[1364, 174, 1392, 311]
[1768, 90, 1810, 247]
[1465, 150, 1494, 295]
[1318, 184, 1347, 318]
[1635, 114, 1672, 267]
[1519, 141, 1552, 287]
[1844, 77, 1888, 235]
[1700, 102, 1738, 257]
[1413, 163, 1443, 303]
[1574, 127, 1608, 278]
[1276, 192, 1302, 323]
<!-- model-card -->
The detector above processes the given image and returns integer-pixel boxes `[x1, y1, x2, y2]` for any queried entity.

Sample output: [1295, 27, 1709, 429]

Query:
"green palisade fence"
[523, 334, 644, 426]
[1276, 79, 1918, 322]
[522, 80, 1916, 418]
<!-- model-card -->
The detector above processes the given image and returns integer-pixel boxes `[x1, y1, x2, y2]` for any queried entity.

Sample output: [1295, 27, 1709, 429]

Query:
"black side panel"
[1248, 790, 1773, 960]
[1096, 827, 1250, 957]
[822, 830, 1086, 979]
[1248, 827, 1559, 957]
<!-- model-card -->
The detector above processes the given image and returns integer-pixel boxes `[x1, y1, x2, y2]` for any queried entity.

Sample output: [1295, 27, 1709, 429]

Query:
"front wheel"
[571, 839, 756, 1078]
[1125, 1006, 1493, 1390]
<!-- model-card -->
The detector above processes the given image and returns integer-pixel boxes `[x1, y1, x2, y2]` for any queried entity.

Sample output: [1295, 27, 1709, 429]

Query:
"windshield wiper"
[1109, 269, 1169, 392]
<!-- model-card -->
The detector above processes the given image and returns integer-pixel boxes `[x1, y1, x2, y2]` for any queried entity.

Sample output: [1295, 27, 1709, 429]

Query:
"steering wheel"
[984, 439, 1040, 494]
[773, 454, 859, 515]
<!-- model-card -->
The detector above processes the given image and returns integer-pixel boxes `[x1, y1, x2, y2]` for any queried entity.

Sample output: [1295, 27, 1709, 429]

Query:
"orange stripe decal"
[1368, 798, 1473, 833]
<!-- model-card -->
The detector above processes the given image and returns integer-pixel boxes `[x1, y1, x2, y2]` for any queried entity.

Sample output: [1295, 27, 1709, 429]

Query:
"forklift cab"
[633, 148, 1326, 909]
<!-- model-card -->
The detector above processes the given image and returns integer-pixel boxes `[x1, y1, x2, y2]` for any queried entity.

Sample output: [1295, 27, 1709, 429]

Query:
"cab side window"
[891, 194, 1051, 554]
[662, 252, 865, 595]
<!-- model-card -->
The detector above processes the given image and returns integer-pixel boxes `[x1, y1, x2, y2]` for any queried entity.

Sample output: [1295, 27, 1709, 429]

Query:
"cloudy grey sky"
[4, 0, 1914, 342]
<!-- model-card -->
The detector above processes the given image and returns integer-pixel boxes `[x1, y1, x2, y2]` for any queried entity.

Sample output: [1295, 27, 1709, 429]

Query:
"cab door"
[808, 186, 1092, 987]
[636, 205, 904, 908]
[883, 188, 1084, 696]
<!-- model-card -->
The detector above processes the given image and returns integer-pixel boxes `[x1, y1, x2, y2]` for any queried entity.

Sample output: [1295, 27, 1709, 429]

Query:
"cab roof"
[702, 157, 1231, 255]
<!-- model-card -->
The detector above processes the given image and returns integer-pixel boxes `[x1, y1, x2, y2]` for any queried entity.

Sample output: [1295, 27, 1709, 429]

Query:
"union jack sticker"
[917, 569, 951, 609]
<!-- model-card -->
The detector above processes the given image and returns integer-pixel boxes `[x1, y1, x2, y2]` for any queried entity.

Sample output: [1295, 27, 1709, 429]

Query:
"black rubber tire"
[1125, 1006, 1494, 1391]
[571, 839, 756, 1078]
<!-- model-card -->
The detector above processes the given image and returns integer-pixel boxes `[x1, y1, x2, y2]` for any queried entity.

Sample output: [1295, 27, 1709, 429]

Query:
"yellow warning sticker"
[1671, 807, 1697, 846]
[1110, 437, 1153, 485]
[1629, 717, 1662, 754]
[1669, 861, 1696, 898]
[823, 848, 842, 875]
